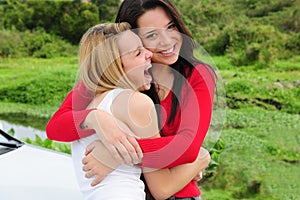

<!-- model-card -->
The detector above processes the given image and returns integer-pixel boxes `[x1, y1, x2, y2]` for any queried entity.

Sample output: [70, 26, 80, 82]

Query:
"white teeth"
[146, 64, 152, 70]
[161, 46, 174, 54]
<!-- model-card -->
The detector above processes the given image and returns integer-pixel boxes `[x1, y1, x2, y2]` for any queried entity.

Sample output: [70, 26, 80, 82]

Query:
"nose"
[145, 48, 153, 60]
[159, 30, 172, 46]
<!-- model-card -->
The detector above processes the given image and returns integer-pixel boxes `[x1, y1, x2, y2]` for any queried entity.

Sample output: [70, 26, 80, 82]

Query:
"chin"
[142, 84, 151, 91]
[155, 56, 179, 66]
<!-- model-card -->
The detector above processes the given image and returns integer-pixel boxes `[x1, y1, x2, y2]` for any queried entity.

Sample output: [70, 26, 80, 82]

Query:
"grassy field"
[0, 56, 299, 200]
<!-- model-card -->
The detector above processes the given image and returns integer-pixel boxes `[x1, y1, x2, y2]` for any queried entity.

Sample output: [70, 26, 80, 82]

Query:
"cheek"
[127, 67, 143, 81]
[142, 40, 157, 51]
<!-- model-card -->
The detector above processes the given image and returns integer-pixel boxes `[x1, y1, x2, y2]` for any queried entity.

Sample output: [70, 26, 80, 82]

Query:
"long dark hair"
[116, 0, 200, 125]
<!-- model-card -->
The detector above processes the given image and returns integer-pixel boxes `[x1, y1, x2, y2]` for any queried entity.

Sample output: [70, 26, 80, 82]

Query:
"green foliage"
[1, 0, 99, 44]
[1, 55, 299, 200]
[226, 22, 290, 66]
[0, 71, 74, 105]
[0, 57, 78, 107]
[7, 128, 15, 136]
[56, 1, 99, 44]
[24, 135, 71, 154]
[173, 0, 300, 66]
[91, 0, 121, 22]
[1, 0, 300, 64]
[203, 138, 226, 180]
[0, 28, 77, 58]
[201, 108, 300, 200]
[222, 59, 300, 114]
[0, 0, 299, 198]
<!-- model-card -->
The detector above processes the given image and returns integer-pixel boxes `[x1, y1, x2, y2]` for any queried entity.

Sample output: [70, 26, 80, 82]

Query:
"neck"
[152, 64, 173, 82]
[151, 63, 174, 100]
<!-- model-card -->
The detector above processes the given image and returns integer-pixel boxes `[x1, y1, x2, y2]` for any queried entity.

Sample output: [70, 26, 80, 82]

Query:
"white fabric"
[72, 88, 145, 200]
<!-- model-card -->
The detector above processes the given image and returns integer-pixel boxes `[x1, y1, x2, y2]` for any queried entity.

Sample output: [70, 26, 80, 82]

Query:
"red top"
[46, 63, 215, 198]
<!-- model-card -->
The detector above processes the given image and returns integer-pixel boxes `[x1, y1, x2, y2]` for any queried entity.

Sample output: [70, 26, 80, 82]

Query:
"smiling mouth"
[144, 64, 152, 75]
[144, 64, 152, 81]
[159, 45, 176, 56]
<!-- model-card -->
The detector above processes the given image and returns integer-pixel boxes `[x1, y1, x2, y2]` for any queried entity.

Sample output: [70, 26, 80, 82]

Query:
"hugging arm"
[46, 81, 143, 163]
[46, 82, 95, 142]
[143, 147, 211, 200]
[138, 64, 216, 168]
[83, 90, 212, 196]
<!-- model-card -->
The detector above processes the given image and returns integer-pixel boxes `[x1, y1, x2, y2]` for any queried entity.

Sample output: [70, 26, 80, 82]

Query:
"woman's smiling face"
[137, 7, 183, 66]
[118, 30, 153, 91]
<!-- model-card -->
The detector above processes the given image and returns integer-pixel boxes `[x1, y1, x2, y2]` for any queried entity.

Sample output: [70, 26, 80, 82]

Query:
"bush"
[225, 21, 289, 66]
[1, 0, 99, 44]
[0, 68, 77, 106]
[0, 28, 77, 58]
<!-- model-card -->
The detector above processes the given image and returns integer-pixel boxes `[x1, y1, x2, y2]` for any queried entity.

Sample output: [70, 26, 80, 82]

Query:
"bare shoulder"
[111, 90, 154, 119]
[129, 91, 154, 110]
[111, 90, 159, 138]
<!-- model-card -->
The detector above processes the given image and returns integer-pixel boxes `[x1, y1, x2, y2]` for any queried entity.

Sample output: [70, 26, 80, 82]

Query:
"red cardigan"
[46, 63, 215, 197]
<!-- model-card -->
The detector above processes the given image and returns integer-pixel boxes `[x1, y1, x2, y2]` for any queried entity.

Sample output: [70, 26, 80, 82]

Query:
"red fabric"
[45, 63, 215, 198]
[46, 81, 95, 142]
[137, 63, 215, 197]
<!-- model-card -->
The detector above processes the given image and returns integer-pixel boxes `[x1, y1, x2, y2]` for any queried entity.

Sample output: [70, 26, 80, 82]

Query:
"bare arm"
[136, 64, 216, 168]
[46, 81, 143, 163]
[46, 82, 95, 141]
[82, 140, 120, 187]
[83, 91, 210, 195]
[143, 147, 210, 200]
[82, 109, 143, 164]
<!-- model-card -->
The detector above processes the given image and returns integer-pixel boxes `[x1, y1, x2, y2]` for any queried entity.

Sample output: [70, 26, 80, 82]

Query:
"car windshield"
[0, 129, 24, 155]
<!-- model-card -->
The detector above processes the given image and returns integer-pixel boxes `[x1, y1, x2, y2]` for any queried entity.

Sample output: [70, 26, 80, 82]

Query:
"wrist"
[81, 109, 97, 130]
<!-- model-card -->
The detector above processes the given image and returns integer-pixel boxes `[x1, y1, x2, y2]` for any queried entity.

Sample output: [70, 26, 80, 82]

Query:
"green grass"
[201, 108, 300, 200]
[0, 56, 79, 129]
[1, 55, 300, 200]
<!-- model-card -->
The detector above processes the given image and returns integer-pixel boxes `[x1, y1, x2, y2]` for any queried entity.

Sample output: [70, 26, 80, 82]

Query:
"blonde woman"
[71, 22, 210, 200]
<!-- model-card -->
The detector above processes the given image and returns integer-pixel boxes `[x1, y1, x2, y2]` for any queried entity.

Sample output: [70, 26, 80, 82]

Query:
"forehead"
[137, 7, 172, 29]
[117, 30, 142, 55]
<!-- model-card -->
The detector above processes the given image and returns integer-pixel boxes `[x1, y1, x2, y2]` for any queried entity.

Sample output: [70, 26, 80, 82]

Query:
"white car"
[0, 128, 83, 200]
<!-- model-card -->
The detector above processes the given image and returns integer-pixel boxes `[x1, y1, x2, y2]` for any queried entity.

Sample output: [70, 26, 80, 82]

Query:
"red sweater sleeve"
[46, 81, 95, 142]
[137, 64, 215, 168]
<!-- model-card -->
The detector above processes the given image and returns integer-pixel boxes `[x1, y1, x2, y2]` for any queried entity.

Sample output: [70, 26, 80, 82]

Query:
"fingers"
[82, 154, 106, 186]
[103, 136, 143, 165]
[85, 168, 96, 179]
[84, 140, 99, 156]
[91, 176, 104, 187]
[115, 136, 143, 164]
[82, 153, 115, 187]
[119, 138, 140, 164]
[112, 141, 132, 164]
[126, 135, 143, 162]
[197, 147, 209, 160]
[193, 171, 203, 182]
[103, 143, 124, 164]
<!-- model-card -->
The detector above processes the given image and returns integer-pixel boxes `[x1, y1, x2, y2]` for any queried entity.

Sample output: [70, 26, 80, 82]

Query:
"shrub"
[0, 28, 77, 58]
[1, 0, 99, 44]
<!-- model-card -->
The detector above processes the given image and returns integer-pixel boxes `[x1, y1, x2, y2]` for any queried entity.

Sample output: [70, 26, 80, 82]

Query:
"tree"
[90, 0, 121, 22]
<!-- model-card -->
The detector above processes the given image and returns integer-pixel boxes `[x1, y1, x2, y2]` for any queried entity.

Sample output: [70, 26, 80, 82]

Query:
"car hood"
[0, 144, 83, 200]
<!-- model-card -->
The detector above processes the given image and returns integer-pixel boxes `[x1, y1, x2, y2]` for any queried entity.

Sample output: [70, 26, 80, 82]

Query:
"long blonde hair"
[79, 22, 136, 94]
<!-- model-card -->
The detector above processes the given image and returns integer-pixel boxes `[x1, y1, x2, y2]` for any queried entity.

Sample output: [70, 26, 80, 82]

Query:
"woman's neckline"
[152, 64, 174, 101]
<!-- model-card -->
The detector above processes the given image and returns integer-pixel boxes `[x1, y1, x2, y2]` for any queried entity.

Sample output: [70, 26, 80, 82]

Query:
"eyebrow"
[122, 45, 142, 56]
[133, 46, 143, 54]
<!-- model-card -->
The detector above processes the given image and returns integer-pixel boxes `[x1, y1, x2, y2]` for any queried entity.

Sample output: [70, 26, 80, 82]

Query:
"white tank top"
[71, 88, 145, 200]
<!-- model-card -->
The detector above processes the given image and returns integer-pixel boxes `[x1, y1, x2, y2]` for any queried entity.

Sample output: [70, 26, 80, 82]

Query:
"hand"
[82, 140, 116, 187]
[83, 110, 143, 164]
[192, 147, 210, 182]
[192, 171, 203, 182]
